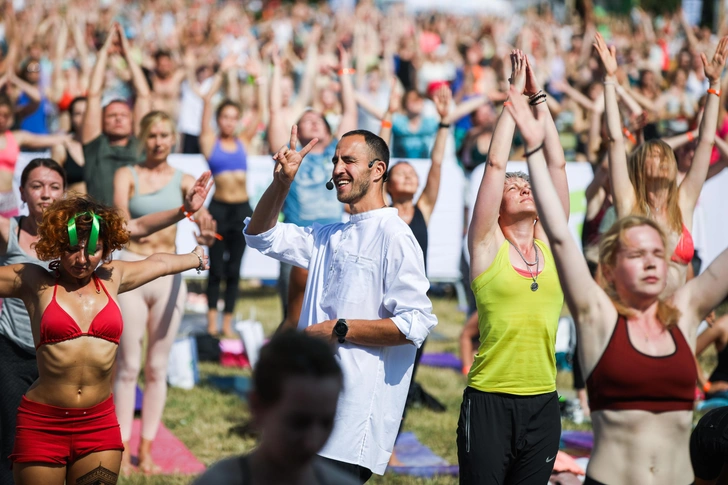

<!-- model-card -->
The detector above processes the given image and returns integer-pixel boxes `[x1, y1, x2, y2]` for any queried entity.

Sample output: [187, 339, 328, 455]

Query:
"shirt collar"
[348, 207, 397, 223]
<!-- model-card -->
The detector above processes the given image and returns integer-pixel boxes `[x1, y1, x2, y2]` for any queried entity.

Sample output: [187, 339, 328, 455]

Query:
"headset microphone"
[325, 178, 334, 190]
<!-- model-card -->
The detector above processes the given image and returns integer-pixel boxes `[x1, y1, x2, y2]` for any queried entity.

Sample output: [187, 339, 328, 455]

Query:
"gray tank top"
[0, 217, 49, 353]
[127, 166, 184, 219]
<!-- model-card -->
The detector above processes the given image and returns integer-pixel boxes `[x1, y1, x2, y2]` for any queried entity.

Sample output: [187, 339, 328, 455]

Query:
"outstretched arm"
[117, 247, 209, 293]
[126, 171, 214, 237]
[594, 33, 635, 218]
[418, 85, 450, 224]
[267, 49, 289, 154]
[117, 24, 151, 135]
[468, 50, 525, 280]
[336, 45, 358, 138]
[680, 37, 728, 212]
[683, 246, 728, 326]
[83, 24, 117, 144]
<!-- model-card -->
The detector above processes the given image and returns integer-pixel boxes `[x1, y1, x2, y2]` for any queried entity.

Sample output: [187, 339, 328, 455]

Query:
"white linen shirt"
[244, 207, 438, 475]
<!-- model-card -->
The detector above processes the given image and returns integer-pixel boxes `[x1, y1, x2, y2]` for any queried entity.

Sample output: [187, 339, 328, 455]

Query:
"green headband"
[67, 212, 103, 254]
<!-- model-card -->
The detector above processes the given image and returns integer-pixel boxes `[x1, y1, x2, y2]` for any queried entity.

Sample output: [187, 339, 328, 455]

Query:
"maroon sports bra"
[586, 316, 697, 413]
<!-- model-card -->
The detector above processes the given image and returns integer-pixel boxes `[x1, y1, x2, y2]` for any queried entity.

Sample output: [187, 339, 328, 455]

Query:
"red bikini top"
[670, 224, 695, 265]
[36, 275, 123, 350]
[586, 315, 697, 413]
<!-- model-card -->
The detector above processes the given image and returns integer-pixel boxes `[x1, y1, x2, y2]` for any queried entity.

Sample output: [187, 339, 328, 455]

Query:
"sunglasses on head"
[25, 64, 40, 73]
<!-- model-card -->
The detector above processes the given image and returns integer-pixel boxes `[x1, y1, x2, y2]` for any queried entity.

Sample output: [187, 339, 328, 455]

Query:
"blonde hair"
[627, 140, 682, 233]
[138, 111, 177, 155]
[597, 215, 681, 328]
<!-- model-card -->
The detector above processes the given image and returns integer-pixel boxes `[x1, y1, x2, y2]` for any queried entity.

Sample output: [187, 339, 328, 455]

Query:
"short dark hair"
[340, 130, 390, 181]
[253, 330, 342, 405]
[215, 99, 242, 120]
[0, 93, 12, 110]
[69, 96, 87, 115]
[21, 158, 67, 189]
[154, 49, 173, 61]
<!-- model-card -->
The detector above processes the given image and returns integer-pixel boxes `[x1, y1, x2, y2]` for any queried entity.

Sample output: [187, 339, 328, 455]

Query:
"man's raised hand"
[273, 125, 318, 186]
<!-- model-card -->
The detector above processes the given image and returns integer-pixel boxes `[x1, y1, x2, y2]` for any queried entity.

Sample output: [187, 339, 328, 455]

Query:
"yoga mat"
[127, 419, 206, 475]
[387, 432, 459, 478]
[134, 386, 143, 412]
[420, 353, 462, 370]
[560, 430, 593, 457]
[697, 398, 728, 412]
[206, 375, 252, 401]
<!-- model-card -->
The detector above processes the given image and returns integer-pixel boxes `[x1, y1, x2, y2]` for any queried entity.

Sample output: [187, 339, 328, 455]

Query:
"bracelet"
[529, 94, 547, 106]
[191, 249, 204, 274]
[704, 382, 712, 393]
[523, 142, 544, 158]
[503, 101, 512, 106]
[687, 131, 695, 142]
[178, 205, 224, 241]
[623, 127, 637, 144]
[381, 119, 392, 128]
[603, 81, 616, 86]
[708, 88, 721, 97]
[527, 90, 543, 99]
[338, 68, 355, 76]
[438, 122, 451, 129]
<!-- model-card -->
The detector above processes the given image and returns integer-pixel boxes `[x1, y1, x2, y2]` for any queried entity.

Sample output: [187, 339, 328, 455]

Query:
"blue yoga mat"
[387, 432, 459, 477]
[206, 375, 252, 400]
[697, 398, 728, 412]
[420, 353, 462, 370]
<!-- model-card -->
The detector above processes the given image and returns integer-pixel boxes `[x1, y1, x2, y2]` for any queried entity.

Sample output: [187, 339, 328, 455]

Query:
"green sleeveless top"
[468, 239, 564, 395]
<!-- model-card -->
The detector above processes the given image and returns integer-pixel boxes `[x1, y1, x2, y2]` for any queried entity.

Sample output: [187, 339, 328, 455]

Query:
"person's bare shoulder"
[191, 456, 246, 485]
[313, 458, 363, 485]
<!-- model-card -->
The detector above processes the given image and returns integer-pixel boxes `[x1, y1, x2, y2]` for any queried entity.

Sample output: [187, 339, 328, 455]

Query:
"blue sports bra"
[208, 139, 247, 176]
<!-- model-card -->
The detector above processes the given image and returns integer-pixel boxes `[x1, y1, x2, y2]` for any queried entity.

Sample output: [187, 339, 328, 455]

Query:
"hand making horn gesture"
[273, 125, 318, 186]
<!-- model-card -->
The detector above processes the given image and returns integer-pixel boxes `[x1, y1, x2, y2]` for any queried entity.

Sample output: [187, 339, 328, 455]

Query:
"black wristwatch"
[333, 318, 348, 344]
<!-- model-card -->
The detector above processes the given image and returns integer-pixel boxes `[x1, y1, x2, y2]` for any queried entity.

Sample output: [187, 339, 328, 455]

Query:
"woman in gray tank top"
[0, 157, 213, 483]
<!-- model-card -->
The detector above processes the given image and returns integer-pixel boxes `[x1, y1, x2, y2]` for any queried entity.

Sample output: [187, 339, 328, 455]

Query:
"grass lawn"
[118, 284, 716, 485]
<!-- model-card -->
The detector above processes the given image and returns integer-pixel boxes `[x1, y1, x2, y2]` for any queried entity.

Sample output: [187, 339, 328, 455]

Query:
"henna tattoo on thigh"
[76, 463, 119, 485]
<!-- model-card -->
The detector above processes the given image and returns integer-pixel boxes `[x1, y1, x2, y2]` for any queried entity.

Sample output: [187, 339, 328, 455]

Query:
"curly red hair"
[34, 195, 130, 262]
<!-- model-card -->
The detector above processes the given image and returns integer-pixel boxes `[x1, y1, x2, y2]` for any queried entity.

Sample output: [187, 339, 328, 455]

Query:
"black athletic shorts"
[456, 387, 560, 485]
[691, 406, 728, 480]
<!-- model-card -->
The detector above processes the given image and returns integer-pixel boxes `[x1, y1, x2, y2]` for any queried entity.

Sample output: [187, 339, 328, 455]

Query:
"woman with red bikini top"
[0, 195, 209, 485]
[595, 33, 723, 297]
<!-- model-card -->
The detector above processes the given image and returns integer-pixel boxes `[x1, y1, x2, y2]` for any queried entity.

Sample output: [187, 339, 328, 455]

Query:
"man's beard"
[337, 177, 370, 204]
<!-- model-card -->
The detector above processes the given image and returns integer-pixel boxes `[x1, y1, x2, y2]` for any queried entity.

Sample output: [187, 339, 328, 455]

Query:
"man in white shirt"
[244, 126, 438, 483]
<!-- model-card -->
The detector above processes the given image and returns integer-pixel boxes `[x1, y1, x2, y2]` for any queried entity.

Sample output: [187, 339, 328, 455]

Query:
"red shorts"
[10, 395, 124, 465]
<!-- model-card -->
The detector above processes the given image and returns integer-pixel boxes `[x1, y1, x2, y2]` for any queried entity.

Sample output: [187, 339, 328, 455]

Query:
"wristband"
[528, 90, 543, 99]
[687, 131, 695, 142]
[338, 68, 355, 76]
[708, 88, 721, 97]
[381, 119, 392, 128]
[438, 122, 451, 129]
[523, 142, 544, 158]
[179, 205, 224, 241]
[191, 249, 204, 274]
[503, 101, 512, 106]
[704, 382, 712, 393]
[623, 127, 637, 144]
[603, 81, 616, 85]
[529, 93, 547, 106]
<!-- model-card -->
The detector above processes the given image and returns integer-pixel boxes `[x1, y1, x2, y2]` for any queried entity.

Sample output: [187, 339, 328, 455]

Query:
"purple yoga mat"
[387, 432, 459, 478]
[560, 430, 593, 457]
[134, 385, 143, 412]
[419, 353, 462, 370]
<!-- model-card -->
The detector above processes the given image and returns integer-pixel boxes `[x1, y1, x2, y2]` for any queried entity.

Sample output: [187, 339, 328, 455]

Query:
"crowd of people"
[0, 0, 727, 484]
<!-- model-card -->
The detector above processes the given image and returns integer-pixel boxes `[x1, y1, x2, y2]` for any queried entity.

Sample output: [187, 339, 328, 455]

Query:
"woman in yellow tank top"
[457, 51, 569, 485]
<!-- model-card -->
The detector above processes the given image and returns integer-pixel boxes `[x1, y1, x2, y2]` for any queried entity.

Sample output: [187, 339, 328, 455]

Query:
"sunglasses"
[25, 64, 40, 73]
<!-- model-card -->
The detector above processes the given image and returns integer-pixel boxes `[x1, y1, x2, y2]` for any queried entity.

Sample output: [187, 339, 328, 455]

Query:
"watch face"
[334, 320, 347, 336]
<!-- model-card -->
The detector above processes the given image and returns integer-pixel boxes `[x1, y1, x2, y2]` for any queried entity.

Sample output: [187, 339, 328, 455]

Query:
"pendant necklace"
[508, 240, 540, 291]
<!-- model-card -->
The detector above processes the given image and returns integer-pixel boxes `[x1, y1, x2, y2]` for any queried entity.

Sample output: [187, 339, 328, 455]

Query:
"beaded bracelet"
[191, 250, 204, 274]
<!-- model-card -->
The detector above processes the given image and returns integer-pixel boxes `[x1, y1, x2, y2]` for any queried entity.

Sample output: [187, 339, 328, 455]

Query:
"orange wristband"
[623, 127, 637, 144]
[179, 206, 223, 241]
[687, 132, 695, 142]
[704, 382, 712, 393]
[708, 88, 721, 97]
[338, 68, 355, 76]
[381, 120, 393, 128]
[503, 101, 512, 106]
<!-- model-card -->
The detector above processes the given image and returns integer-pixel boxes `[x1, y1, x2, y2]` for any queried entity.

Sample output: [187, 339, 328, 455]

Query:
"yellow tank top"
[468, 239, 564, 395]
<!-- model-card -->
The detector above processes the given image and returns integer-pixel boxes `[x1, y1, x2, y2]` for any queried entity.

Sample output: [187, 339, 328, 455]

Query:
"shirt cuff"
[390, 312, 436, 349]
[243, 218, 280, 250]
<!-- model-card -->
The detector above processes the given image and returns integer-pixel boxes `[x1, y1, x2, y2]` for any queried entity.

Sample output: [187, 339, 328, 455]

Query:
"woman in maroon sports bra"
[505, 86, 728, 485]
[0, 195, 208, 485]
[594, 34, 727, 296]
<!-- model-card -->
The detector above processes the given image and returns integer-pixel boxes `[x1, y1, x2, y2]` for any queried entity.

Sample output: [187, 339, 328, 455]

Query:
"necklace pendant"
[531, 282, 539, 292]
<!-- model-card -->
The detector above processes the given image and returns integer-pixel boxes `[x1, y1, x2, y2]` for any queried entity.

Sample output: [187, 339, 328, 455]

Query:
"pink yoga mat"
[127, 419, 206, 475]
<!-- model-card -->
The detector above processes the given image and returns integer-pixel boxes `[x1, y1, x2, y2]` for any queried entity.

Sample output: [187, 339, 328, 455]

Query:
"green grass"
[118, 285, 716, 484]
